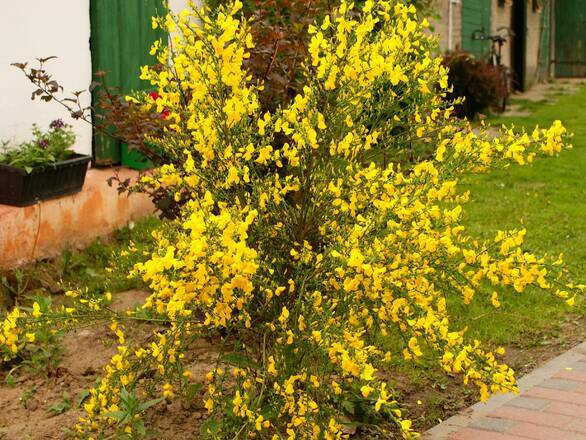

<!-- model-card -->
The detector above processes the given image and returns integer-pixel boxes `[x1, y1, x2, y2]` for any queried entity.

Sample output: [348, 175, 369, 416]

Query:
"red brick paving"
[449, 428, 521, 440]
[567, 419, 586, 435]
[524, 387, 586, 406]
[424, 342, 586, 439]
[489, 406, 574, 428]
[545, 401, 586, 418]
[555, 370, 586, 383]
[507, 422, 585, 440]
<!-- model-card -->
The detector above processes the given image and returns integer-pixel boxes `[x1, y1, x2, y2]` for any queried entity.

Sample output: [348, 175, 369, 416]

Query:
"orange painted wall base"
[0, 168, 155, 269]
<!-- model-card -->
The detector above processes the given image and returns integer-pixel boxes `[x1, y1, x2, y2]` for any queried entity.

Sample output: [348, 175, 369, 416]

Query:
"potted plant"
[0, 120, 91, 206]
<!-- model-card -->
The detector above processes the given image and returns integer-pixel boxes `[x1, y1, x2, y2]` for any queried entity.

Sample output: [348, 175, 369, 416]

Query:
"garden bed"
[0, 291, 215, 440]
[0, 296, 583, 438]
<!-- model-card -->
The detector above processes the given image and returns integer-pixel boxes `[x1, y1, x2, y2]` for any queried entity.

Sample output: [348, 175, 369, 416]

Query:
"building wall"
[491, 0, 513, 68]
[0, 1, 93, 155]
[490, 0, 548, 89]
[169, 0, 191, 12]
[0, 0, 196, 158]
[0, 169, 154, 268]
[524, 3, 546, 87]
[433, 0, 463, 52]
[433, 0, 549, 89]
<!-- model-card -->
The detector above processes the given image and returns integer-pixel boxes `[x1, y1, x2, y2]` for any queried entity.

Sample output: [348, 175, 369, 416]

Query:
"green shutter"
[461, 0, 491, 58]
[90, 0, 166, 165]
[555, 0, 586, 77]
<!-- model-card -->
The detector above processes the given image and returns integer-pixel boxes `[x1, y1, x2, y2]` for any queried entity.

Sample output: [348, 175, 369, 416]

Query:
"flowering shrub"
[207, 0, 436, 112]
[442, 51, 508, 119]
[0, 119, 76, 172]
[1, 0, 581, 438]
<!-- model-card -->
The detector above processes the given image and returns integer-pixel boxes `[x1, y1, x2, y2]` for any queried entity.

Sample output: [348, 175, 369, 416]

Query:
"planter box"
[0, 154, 91, 206]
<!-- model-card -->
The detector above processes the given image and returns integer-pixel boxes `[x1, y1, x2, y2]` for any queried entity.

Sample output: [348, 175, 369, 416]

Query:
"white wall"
[169, 0, 191, 12]
[0, 1, 93, 155]
[0, 0, 200, 158]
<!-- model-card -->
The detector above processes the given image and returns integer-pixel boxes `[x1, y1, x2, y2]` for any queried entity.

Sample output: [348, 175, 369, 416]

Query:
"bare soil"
[0, 291, 217, 440]
[1, 290, 584, 439]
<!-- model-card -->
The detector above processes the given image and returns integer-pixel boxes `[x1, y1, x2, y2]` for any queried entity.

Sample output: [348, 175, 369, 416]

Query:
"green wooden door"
[461, 0, 491, 58]
[537, 0, 551, 81]
[90, 0, 166, 165]
[555, 0, 586, 77]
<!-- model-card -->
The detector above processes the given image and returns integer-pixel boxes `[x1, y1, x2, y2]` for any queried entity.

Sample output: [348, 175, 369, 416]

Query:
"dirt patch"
[110, 289, 151, 313]
[0, 290, 216, 440]
[0, 323, 116, 440]
[1, 289, 584, 438]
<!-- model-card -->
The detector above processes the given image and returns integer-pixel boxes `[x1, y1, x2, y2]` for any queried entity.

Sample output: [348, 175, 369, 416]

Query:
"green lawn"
[395, 84, 586, 430]
[451, 84, 586, 346]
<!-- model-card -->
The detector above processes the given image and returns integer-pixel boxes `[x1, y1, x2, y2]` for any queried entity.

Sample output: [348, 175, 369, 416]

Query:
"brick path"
[423, 342, 586, 440]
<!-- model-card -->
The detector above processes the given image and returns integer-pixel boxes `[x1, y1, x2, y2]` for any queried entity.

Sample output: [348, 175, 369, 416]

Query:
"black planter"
[0, 154, 91, 206]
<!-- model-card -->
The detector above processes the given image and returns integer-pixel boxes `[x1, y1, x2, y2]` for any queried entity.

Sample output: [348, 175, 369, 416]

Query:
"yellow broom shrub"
[1, 0, 581, 438]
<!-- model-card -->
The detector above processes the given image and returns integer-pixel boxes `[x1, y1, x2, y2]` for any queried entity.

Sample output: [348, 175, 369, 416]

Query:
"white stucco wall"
[169, 0, 191, 13]
[0, 0, 201, 158]
[0, 1, 93, 155]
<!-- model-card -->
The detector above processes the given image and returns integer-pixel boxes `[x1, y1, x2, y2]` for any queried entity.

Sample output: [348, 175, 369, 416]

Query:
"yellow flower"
[32, 303, 41, 318]
[360, 385, 373, 398]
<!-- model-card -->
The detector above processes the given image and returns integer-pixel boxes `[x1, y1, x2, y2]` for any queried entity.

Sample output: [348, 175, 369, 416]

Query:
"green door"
[461, 0, 491, 58]
[90, 0, 166, 166]
[555, 0, 586, 77]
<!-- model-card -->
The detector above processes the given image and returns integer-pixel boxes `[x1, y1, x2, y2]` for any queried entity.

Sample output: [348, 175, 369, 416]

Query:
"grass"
[392, 83, 586, 430]
[451, 83, 586, 345]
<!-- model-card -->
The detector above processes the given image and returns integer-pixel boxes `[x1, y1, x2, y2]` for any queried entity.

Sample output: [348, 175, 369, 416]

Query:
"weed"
[47, 391, 72, 417]
[103, 388, 163, 438]
[20, 296, 63, 375]
[0, 270, 28, 298]
[19, 386, 37, 408]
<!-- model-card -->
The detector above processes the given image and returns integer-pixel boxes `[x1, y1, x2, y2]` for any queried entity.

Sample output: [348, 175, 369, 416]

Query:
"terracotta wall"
[0, 168, 155, 269]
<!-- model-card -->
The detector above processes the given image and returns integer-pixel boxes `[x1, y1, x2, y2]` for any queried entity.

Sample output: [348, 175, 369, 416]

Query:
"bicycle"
[472, 27, 514, 112]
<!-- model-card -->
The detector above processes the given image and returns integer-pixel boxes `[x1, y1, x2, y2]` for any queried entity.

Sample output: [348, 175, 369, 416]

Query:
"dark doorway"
[510, 0, 526, 91]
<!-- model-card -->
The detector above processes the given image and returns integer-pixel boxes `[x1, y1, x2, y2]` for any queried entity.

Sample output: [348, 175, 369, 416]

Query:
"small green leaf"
[5, 373, 15, 388]
[185, 382, 203, 400]
[101, 410, 128, 422]
[76, 389, 91, 408]
[137, 397, 164, 412]
[341, 400, 355, 415]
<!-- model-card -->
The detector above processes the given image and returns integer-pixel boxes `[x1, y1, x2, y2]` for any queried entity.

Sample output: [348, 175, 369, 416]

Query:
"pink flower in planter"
[49, 119, 65, 130]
